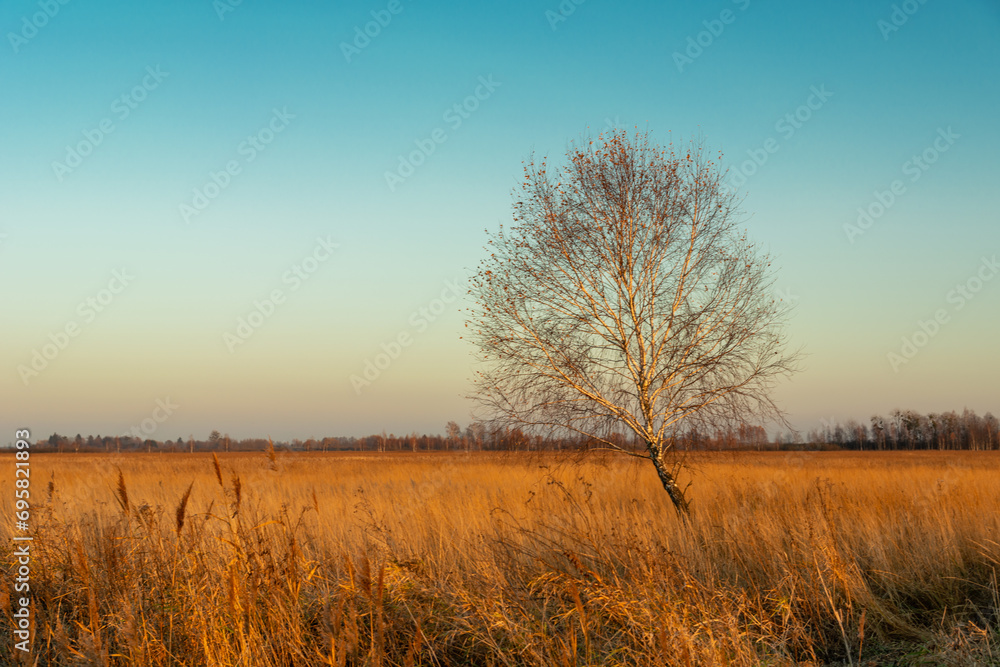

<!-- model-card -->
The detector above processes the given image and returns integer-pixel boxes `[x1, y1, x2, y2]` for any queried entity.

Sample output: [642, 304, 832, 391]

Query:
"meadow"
[1, 449, 998, 666]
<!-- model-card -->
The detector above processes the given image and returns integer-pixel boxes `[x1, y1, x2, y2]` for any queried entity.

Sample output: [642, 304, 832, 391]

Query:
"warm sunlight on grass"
[2, 451, 998, 665]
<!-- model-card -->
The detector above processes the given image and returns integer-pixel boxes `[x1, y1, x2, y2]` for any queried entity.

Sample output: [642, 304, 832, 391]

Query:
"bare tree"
[467, 130, 799, 513]
[445, 421, 462, 450]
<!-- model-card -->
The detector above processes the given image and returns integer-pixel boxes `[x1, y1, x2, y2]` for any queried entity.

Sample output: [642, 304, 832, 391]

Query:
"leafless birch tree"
[467, 131, 799, 513]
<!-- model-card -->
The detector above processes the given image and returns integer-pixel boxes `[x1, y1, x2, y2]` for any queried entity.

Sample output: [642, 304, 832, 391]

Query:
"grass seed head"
[115, 467, 129, 515]
[212, 453, 223, 486]
[175, 481, 194, 534]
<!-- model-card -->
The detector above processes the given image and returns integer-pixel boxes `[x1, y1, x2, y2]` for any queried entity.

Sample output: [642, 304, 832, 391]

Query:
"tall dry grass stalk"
[266, 437, 278, 471]
[174, 481, 193, 534]
[211, 452, 223, 487]
[113, 466, 129, 516]
[1, 450, 998, 666]
[231, 473, 243, 515]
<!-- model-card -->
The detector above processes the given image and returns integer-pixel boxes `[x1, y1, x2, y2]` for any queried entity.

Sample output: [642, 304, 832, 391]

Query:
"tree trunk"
[648, 444, 690, 516]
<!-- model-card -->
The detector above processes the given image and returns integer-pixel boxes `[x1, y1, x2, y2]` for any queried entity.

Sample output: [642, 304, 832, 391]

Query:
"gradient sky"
[1, 0, 998, 442]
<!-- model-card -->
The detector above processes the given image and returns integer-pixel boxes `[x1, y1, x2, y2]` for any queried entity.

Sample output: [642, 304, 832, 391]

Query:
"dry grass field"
[2, 449, 999, 666]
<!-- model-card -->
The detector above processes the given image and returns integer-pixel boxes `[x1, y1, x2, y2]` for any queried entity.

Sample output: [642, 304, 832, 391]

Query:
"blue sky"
[1, 0, 998, 441]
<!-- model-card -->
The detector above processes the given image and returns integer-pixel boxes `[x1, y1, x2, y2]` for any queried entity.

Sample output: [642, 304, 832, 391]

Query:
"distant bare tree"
[465, 422, 485, 452]
[445, 421, 462, 450]
[870, 416, 886, 450]
[468, 130, 799, 513]
[845, 419, 868, 450]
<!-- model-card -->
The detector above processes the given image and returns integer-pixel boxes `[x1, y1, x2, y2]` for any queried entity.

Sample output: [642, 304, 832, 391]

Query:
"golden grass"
[1, 450, 998, 666]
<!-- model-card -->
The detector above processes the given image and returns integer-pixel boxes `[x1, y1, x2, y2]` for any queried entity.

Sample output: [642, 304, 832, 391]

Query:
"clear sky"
[1, 0, 998, 442]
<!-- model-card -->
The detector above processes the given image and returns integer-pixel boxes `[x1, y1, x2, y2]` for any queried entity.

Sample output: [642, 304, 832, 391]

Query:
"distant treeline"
[799, 408, 999, 451]
[31, 422, 593, 454]
[22, 409, 999, 453]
